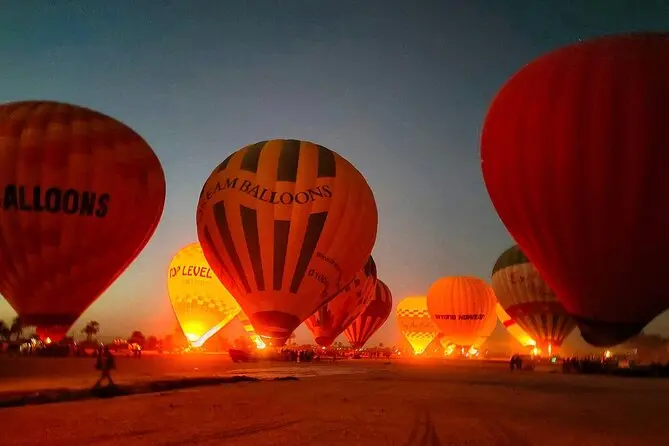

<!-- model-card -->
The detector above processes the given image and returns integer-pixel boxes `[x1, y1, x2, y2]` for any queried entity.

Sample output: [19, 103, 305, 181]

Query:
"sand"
[1, 355, 668, 445]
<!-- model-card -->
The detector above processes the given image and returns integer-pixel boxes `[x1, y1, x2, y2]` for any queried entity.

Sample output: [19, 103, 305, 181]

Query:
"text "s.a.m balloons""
[0, 101, 165, 341]
[344, 279, 393, 349]
[167, 242, 241, 347]
[426, 276, 497, 347]
[396, 296, 437, 355]
[197, 139, 378, 343]
[305, 256, 377, 347]
[481, 33, 669, 347]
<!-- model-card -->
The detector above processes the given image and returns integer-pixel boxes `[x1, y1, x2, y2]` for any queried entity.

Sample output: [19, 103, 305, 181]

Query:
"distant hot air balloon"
[396, 296, 437, 355]
[237, 309, 266, 349]
[305, 256, 377, 346]
[495, 303, 536, 348]
[481, 33, 669, 347]
[0, 101, 165, 341]
[197, 139, 378, 345]
[344, 279, 393, 349]
[426, 276, 497, 347]
[167, 242, 241, 347]
[492, 245, 574, 349]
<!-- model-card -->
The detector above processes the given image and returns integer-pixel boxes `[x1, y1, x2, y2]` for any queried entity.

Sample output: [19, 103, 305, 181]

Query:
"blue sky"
[1, 1, 667, 350]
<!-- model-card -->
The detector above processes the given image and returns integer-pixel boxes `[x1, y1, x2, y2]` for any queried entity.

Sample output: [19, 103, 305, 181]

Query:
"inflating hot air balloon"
[426, 276, 497, 347]
[197, 139, 378, 345]
[167, 242, 241, 347]
[305, 256, 377, 346]
[471, 309, 498, 348]
[396, 296, 437, 355]
[491, 245, 574, 349]
[344, 279, 393, 349]
[237, 309, 266, 349]
[0, 101, 165, 341]
[481, 33, 669, 347]
[495, 303, 536, 348]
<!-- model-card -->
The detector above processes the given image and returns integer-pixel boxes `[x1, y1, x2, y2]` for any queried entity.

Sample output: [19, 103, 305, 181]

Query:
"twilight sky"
[1, 1, 668, 351]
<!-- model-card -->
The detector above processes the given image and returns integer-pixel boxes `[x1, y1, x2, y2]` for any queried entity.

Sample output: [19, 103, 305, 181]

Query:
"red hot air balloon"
[345, 279, 393, 349]
[481, 33, 669, 347]
[305, 256, 377, 347]
[0, 101, 166, 341]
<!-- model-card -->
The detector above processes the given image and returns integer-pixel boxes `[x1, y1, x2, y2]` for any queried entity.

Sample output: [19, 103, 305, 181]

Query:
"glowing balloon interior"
[396, 296, 437, 355]
[168, 242, 241, 347]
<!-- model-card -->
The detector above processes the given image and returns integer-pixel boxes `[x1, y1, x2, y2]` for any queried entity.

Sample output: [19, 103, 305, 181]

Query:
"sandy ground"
[1, 356, 668, 445]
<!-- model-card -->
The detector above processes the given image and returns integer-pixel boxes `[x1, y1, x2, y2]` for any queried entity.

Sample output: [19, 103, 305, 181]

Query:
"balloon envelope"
[344, 279, 393, 349]
[492, 245, 575, 348]
[0, 101, 166, 341]
[396, 296, 437, 355]
[481, 33, 669, 347]
[167, 242, 241, 347]
[495, 304, 536, 348]
[305, 256, 377, 346]
[197, 139, 378, 343]
[426, 276, 497, 347]
[237, 309, 267, 349]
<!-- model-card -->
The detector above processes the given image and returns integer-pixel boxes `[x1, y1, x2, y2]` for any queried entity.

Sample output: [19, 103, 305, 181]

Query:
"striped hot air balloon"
[237, 309, 267, 349]
[344, 279, 392, 349]
[492, 245, 575, 348]
[0, 101, 166, 342]
[495, 303, 535, 347]
[396, 296, 437, 355]
[196, 139, 378, 345]
[305, 256, 377, 347]
[167, 242, 241, 347]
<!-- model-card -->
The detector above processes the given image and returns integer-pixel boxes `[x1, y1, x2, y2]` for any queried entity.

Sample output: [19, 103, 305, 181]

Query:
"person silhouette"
[94, 345, 116, 388]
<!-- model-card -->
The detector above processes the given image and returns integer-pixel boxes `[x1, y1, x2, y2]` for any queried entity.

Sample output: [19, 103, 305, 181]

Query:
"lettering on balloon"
[204, 177, 333, 205]
[308, 268, 331, 296]
[0, 185, 110, 218]
[316, 252, 342, 274]
[168, 265, 213, 279]
[434, 314, 485, 321]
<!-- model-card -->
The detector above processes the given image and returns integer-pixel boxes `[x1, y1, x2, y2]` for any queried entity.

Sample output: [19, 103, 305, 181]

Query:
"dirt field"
[1, 355, 668, 445]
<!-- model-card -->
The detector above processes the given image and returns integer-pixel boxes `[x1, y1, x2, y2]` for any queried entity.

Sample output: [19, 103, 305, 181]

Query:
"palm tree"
[10, 316, 23, 341]
[81, 321, 100, 342]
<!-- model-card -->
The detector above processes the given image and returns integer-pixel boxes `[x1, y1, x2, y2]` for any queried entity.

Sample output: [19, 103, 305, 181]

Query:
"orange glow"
[168, 242, 241, 347]
[396, 296, 438, 355]
[237, 310, 267, 349]
[426, 277, 497, 346]
[495, 304, 536, 347]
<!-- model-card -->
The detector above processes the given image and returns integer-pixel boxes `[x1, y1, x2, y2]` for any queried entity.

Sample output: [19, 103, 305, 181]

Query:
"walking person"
[94, 345, 116, 388]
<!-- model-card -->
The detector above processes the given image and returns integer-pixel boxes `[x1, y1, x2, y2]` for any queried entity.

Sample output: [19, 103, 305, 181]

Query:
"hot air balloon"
[167, 242, 241, 347]
[481, 33, 669, 347]
[396, 296, 437, 355]
[305, 256, 377, 346]
[197, 139, 378, 345]
[495, 303, 536, 348]
[426, 276, 497, 347]
[344, 279, 393, 349]
[471, 309, 498, 348]
[492, 245, 574, 349]
[237, 309, 267, 349]
[0, 101, 165, 341]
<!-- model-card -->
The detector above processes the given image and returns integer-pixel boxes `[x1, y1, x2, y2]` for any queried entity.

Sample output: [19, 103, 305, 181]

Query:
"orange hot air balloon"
[167, 242, 241, 347]
[492, 245, 575, 348]
[495, 304, 536, 348]
[426, 276, 497, 347]
[396, 296, 437, 355]
[481, 33, 669, 347]
[196, 139, 378, 345]
[305, 256, 377, 346]
[344, 278, 392, 349]
[0, 101, 165, 341]
[237, 309, 267, 349]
